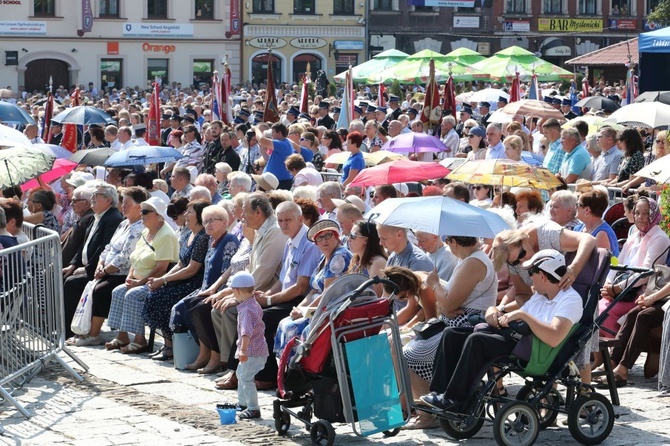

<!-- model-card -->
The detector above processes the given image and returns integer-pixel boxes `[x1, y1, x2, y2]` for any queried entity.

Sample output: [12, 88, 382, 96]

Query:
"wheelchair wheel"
[493, 401, 539, 446]
[440, 415, 485, 440]
[310, 420, 335, 446]
[516, 384, 561, 430]
[382, 428, 400, 437]
[274, 411, 291, 436]
[568, 393, 614, 445]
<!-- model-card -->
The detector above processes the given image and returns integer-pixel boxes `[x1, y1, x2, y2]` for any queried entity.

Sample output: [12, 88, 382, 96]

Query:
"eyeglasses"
[540, 145, 547, 150]
[203, 218, 223, 226]
[299, 138, 306, 141]
[508, 247, 526, 267]
[473, 185, 486, 190]
[140, 209, 155, 215]
[464, 126, 473, 129]
[71, 198, 87, 204]
[348, 232, 367, 240]
[314, 232, 335, 243]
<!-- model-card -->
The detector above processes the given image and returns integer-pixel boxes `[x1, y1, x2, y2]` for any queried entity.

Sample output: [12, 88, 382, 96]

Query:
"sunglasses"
[508, 247, 526, 267]
[140, 209, 156, 215]
[348, 232, 367, 240]
[464, 126, 473, 129]
[656, 139, 665, 143]
[314, 232, 335, 243]
[473, 185, 487, 190]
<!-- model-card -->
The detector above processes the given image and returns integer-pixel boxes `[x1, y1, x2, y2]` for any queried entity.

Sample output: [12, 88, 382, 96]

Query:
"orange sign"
[142, 42, 176, 54]
[107, 41, 119, 55]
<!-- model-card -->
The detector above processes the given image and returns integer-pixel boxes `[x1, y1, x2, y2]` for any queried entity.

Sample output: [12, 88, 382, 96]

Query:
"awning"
[639, 26, 670, 53]
[540, 38, 572, 57]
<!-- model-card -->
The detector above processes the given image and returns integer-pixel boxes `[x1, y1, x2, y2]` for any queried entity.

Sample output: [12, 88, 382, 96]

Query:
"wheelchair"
[415, 248, 653, 445]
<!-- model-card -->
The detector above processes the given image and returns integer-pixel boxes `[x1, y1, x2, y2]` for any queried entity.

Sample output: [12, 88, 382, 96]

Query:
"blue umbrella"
[367, 196, 510, 239]
[31, 143, 74, 159]
[104, 145, 183, 167]
[52, 106, 116, 125]
[0, 102, 35, 125]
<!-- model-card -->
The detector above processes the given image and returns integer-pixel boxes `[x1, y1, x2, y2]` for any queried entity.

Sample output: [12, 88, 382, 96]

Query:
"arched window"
[292, 53, 323, 84]
[251, 53, 281, 86]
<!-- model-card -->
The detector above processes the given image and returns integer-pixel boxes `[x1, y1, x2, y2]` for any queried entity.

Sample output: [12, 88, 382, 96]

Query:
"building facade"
[241, 0, 365, 85]
[0, 0, 241, 95]
[369, 0, 660, 70]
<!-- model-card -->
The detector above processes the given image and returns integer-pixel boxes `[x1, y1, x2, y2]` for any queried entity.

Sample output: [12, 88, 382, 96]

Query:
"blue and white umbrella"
[367, 196, 510, 239]
[52, 106, 116, 126]
[0, 102, 35, 125]
[104, 145, 183, 167]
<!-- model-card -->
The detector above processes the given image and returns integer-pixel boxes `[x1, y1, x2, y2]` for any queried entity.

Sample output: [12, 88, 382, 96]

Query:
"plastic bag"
[71, 280, 96, 335]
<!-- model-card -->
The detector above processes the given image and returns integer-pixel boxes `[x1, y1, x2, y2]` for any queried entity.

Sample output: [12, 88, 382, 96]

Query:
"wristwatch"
[499, 303, 507, 313]
[266, 296, 272, 307]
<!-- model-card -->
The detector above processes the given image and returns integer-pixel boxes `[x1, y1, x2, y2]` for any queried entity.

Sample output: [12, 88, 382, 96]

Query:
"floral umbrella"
[0, 146, 55, 188]
[472, 46, 573, 83]
[446, 159, 563, 190]
[333, 49, 409, 84]
[372, 49, 485, 84]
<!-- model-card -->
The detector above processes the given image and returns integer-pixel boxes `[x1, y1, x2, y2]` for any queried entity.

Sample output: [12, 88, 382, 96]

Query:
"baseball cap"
[468, 126, 486, 138]
[522, 249, 566, 282]
[230, 271, 255, 288]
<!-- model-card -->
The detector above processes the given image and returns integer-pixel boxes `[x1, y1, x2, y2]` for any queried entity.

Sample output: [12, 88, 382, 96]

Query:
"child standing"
[230, 271, 268, 420]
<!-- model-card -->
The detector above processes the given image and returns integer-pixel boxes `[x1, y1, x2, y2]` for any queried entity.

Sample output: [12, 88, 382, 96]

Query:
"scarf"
[638, 197, 661, 236]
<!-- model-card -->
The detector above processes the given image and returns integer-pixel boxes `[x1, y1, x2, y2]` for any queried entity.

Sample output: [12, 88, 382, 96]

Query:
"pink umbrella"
[350, 158, 450, 187]
[21, 158, 77, 191]
[381, 132, 448, 153]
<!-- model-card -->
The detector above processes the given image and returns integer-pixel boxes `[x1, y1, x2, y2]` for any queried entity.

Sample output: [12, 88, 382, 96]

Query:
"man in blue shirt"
[558, 128, 592, 183]
[541, 118, 565, 174]
[256, 123, 294, 190]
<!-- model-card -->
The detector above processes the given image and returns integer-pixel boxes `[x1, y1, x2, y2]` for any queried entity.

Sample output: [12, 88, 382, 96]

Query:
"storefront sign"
[538, 18, 602, 32]
[290, 37, 327, 49]
[408, 0, 476, 6]
[107, 41, 119, 55]
[334, 40, 364, 50]
[644, 19, 666, 31]
[609, 19, 636, 30]
[0, 21, 46, 35]
[248, 37, 287, 49]
[504, 21, 530, 32]
[142, 42, 176, 54]
[122, 23, 193, 38]
[453, 16, 479, 28]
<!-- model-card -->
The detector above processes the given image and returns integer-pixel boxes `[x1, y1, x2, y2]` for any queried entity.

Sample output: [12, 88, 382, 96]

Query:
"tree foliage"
[648, 0, 670, 24]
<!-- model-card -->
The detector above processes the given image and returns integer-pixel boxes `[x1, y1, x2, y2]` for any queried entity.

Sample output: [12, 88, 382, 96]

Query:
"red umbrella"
[21, 158, 77, 191]
[349, 158, 449, 187]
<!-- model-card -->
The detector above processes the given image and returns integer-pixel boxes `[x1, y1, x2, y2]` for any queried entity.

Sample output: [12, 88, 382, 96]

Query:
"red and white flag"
[300, 73, 310, 115]
[378, 83, 386, 107]
[509, 72, 521, 103]
[421, 59, 441, 125]
[221, 65, 233, 125]
[211, 73, 222, 120]
[147, 81, 161, 146]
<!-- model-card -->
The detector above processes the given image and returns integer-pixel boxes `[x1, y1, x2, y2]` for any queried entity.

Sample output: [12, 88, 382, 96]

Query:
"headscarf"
[637, 197, 661, 236]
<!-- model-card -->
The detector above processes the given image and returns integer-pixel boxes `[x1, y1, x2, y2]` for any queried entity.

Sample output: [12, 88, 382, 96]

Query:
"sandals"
[120, 342, 149, 355]
[238, 409, 261, 420]
[105, 338, 129, 350]
[595, 373, 627, 389]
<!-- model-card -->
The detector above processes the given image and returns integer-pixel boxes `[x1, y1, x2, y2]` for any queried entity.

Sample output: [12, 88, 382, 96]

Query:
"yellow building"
[242, 0, 366, 84]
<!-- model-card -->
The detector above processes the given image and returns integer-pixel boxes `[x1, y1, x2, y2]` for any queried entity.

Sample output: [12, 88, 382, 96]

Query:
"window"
[579, 0, 596, 14]
[193, 59, 214, 87]
[333, 0, 354, 15]
[100, 59, 123, 94]
[414, 5, 435, 11]
[251, 54, 281, 85]
[612, 1, 630, 15]
[292, 53, 323, 84]
[506, 0, 526, 13]
[34, 0, 55, 16]
[147, 0, 167, 18]
[253, 0, 274, 13]
[374, 0, 393, 10]
[148, 58, 169, 86]
[99, 0, 119, 17]
[294, 0, 315, 13]
[543, 0, 562, 13]
[648, 0, 661, 15]
[195, 0, 214, 19]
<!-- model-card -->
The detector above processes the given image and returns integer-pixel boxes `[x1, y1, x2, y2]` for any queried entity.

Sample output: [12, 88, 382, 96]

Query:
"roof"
[565, 38, 637, 66]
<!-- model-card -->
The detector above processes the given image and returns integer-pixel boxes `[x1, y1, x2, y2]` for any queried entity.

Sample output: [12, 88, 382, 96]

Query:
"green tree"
[648, 0, 670, 24]
[390, 79, 402, 98]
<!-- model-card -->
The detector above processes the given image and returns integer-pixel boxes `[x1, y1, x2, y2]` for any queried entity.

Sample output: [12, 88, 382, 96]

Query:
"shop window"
[253, 0, 274, 13]
[294, 0, 315, 14]
[195, 0, 214, 19]
[101, 59, 123, 93]
[193, 59, 214, 88]
[148, 58, 169, 86]
[99, 0, 119, 17]
[34, 0, 55, 16]
[335, 53, 358, 74]
[148, 0, 167, 18]
[506, 0, 526, 13]
[543, 0, 562, 13]
[333, 0, 354, 15]
[251, 54, 281, 85]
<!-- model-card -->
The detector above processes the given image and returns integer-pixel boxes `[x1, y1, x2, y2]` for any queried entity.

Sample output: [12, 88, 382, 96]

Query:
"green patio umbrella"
[333, 49, 408, 84]
[371, 49, 485, 84]
[443, 47, 486, 66]
[472, 46, 573, 83]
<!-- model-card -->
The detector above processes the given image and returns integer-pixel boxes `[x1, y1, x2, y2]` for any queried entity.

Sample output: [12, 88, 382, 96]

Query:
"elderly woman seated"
[106, 197, 179, 354]
[142, 200, 210, 360]
[548, 190, 581, 230]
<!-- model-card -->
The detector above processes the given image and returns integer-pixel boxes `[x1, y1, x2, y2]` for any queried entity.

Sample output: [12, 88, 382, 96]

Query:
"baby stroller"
[416, 248, 654, 446]
[273, 274, 412, 446]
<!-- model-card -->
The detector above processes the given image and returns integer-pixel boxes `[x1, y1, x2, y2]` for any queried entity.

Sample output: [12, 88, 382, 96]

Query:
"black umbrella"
[574, 96, 621, 112]
[0, 102, 36, 125]
[634, 91, 670, 106]
[69, 147, 116, 166]
[52, 106, 115, 126]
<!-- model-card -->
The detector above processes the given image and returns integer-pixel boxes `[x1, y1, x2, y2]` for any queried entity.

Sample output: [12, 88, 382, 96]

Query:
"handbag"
[645, 246, 670, 296]
[412, 317, 446, 340]
[71, 280, 96, 336]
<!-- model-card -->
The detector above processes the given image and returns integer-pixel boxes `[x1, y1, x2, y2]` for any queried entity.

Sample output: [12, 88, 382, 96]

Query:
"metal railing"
[0, 223, 87, 418]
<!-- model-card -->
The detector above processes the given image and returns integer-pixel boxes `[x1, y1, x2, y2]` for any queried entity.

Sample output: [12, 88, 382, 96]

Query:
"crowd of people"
[2, 76, 670, 428]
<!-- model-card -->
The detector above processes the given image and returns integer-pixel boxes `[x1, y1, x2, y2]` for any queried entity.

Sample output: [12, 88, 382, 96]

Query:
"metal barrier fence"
[0, 223, 87, 419]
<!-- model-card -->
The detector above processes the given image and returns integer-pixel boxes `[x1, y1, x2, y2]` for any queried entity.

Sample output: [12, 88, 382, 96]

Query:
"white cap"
[522, 249, 566, 282]
[230, 271, 255, 288]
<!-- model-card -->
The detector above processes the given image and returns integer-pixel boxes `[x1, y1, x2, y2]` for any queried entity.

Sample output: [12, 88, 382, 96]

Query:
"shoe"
[254, 380, 277, 391]
[238, 409, 261, 420]
[105, 339, 129, 350]
[119, 342, 149, 355]
[66, 335, 83, 346]
[656, 388, 670, 397]
[595, 373, 627, 389]
[197, 363, 226, 375]
[148, 345, 166, 358]
[185, 360, 209, 371]
[402, 414, 440, 430]
[215, 372, 238, 390]
[75, 335, 104, 347]
[151, 347, 173, 361]
[420, 393, 458, 411]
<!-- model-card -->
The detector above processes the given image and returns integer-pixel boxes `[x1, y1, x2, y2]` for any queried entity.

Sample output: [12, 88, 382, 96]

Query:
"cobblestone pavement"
[1, 331, 670, 445]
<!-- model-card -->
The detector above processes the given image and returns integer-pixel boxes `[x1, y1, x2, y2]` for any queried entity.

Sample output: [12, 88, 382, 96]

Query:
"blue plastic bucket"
[173, 332, 199, 370]
[217, 407, 237, 424]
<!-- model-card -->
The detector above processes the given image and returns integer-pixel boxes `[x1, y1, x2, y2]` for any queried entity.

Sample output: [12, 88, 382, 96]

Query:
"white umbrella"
[0, 124, 30, 147]
[606, 102, 670, 129]
[487, 110, 513, 124]
[633, 155, 670, 184]
[470, 88, 509, 105]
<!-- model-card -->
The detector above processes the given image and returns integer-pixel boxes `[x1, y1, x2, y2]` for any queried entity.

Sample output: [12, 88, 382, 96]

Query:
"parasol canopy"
[349, 158, 449, 187]
[372, 50, 485, 84]
[333, 49, 409, 84]
[0, 146, 55, 188]
[472, 46, 573, 83]
[447, 159, 563, 190]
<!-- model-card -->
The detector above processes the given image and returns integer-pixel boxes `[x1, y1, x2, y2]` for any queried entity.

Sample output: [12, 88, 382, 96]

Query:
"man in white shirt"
[24, 124, 44, 144]
[117, 126, 134, 151]
[485, 123, 505, 159]
[439, 116, 459, 160]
